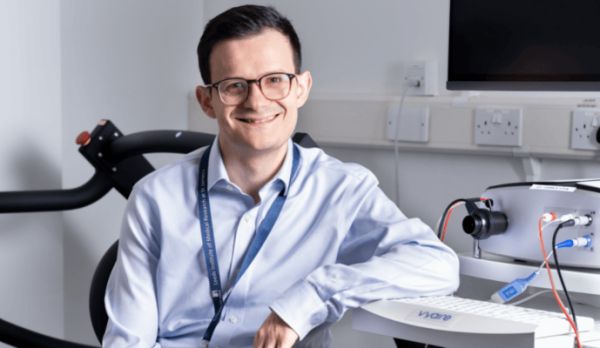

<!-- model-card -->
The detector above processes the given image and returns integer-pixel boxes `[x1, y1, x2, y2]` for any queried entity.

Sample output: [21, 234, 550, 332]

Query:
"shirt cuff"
[269, 280, 328, 340]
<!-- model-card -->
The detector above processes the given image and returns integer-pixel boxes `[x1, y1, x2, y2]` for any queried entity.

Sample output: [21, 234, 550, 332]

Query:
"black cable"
[551, 221, 577, 329]
[437, 198, 466, 239]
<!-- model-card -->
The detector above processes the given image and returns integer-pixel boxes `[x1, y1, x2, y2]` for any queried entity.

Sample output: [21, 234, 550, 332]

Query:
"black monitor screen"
[448, 0, 600, 90]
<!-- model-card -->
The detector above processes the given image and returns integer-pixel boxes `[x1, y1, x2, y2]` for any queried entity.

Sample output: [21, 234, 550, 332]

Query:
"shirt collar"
[206, 136, 230, 190]
[205, 137, 296, 196]
[270, 139, 295, 196]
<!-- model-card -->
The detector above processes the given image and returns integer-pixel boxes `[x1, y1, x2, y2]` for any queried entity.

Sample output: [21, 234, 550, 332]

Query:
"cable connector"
[541, 212, 557, 222]
[556, 235, 593, 249]
[558, 213, 592, 227]
[558, 213, 576, 223]
[404, 78, 421, 89]
[490, 271, 537, 304]
[573, 215, 593, 226]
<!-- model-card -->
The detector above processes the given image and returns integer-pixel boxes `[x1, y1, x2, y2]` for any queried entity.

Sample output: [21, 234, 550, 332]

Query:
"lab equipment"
[465, 180, 599, 269]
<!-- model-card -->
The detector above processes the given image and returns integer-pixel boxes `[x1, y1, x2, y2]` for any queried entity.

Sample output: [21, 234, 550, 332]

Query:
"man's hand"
[253, 312, 299, 348]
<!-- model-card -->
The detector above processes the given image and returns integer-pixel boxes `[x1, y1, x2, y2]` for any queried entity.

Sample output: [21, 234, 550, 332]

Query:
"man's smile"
[236, 113, 281, 124]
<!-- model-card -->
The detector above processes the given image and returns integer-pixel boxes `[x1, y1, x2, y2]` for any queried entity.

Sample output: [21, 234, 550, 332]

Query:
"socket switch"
[474, 107, 523, 147]
[571, 109, 600, 150]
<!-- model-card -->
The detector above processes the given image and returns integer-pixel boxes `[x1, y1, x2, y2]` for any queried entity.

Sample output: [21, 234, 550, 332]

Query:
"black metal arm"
[108, 130, 216, 160]
[0, 121, 217, 214]
[0, 319, 97, 348]
[0, 171, 113, 213]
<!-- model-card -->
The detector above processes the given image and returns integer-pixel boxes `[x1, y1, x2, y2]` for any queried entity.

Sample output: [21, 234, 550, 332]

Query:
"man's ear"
[295, 71, 312, 108]
[196, 85, 216, 118]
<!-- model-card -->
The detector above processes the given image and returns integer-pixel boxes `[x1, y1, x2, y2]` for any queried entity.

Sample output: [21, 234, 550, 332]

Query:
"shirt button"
[228, 315, 239, 324]
[244, 215, 251, 223]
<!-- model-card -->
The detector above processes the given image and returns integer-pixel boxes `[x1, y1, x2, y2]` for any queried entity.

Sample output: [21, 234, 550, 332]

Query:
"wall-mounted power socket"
[402, 61, 437, 96]
[474, 107, 523, 147]
[571, 109, 600, 151]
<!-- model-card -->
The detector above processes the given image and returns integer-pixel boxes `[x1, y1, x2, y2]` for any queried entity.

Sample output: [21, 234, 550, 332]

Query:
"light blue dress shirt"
[103, 138, 459, 348]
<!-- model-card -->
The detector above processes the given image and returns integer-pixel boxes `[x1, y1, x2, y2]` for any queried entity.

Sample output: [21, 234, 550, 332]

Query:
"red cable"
[537, 216, 581, 348]
[440, 202, 463, 242]
[440, 198, 488, 242]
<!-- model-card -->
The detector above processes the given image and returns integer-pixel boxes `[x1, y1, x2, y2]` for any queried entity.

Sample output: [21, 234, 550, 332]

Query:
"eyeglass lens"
[217, 73, 293, 105]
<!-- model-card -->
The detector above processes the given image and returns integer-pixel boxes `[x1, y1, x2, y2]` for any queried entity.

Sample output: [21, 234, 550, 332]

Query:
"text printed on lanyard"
[197, 143, 300, 343]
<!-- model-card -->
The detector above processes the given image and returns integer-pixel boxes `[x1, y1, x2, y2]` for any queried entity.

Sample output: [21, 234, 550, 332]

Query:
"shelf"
[459, 252, 600, 296]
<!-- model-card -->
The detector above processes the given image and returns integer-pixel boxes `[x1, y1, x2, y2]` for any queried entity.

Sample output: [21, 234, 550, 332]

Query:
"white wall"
[60, 0, 204, 344]
[0, 0, 64, 344]
[205, 0, 450, 96]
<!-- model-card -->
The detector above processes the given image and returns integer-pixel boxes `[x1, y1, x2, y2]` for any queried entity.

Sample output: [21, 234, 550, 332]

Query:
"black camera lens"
[462, 209, 508, 240]
[462, 214, 482, 236]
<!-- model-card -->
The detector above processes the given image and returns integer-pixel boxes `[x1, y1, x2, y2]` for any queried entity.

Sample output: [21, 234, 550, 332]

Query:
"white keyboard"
[362, 296, 595, 339]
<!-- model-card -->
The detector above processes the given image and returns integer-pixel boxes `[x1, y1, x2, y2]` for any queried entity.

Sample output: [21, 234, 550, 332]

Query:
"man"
[103, 5, 458, 348]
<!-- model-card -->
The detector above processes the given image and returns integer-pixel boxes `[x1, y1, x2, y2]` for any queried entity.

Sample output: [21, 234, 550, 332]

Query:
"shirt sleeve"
[270, 171, 460, 340]
[102, 185, 162, 348]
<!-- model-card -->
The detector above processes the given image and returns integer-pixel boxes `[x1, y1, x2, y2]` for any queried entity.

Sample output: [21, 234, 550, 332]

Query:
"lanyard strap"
[198, 144, 300, 343]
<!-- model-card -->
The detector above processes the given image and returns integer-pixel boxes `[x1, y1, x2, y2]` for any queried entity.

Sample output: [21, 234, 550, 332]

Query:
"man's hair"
[197, 5, 302, 84]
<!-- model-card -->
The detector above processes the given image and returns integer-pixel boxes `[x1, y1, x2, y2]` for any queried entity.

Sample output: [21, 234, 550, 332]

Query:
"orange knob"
[76, 131, 91, 146]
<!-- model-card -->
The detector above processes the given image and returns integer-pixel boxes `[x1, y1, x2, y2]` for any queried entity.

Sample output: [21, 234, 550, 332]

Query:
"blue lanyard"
[198, 144, 300, 344]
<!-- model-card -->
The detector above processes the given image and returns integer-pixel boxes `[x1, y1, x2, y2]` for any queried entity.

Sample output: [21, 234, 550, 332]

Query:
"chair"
[89, 241, 119, 342]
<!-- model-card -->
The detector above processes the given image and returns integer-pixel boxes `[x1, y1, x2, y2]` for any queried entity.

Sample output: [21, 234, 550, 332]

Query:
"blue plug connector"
[491, 271, 538, 303]
[555, 235, 593, 249]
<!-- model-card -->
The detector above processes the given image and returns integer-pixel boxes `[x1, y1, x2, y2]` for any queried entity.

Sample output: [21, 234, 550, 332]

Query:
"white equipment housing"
[477, 179, 599, 269]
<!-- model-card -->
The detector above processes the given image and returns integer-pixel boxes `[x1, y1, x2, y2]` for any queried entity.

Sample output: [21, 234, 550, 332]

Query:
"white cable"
[434, 214, 443, 235]
[393, 81, 419, 206]
[509, 290, 552, 306]
[535, 249, 554, 274]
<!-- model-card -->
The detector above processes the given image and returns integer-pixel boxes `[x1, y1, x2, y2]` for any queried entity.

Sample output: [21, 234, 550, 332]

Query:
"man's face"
[197, 29, 312, 157]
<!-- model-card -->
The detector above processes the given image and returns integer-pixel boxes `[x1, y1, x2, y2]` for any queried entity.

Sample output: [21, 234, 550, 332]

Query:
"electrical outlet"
[474, 107, 523, 147]
[571, 109, 600, 150]
[402, 61, 438, 96]
[386, 104, 429, 143]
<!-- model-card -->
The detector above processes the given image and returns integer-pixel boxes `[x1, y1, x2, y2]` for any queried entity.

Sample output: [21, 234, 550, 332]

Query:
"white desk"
[353, 299, 535, 348]
[352, 252, 600, 348]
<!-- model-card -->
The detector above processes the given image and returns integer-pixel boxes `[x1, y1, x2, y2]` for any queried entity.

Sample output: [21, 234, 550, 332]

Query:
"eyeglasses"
[206, 72, 297, 106]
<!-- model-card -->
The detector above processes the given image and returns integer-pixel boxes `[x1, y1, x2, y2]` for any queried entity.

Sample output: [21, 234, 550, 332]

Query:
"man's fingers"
[254, 312, 298, 348]
[253, 329, 265, 348]
[253, 327, 275, 348]
[254, 334, 294, 348]
[253, 330, 279, 348]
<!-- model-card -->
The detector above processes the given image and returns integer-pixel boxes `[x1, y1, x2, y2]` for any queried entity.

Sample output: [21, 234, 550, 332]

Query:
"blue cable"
[490, 235, 592, 304]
